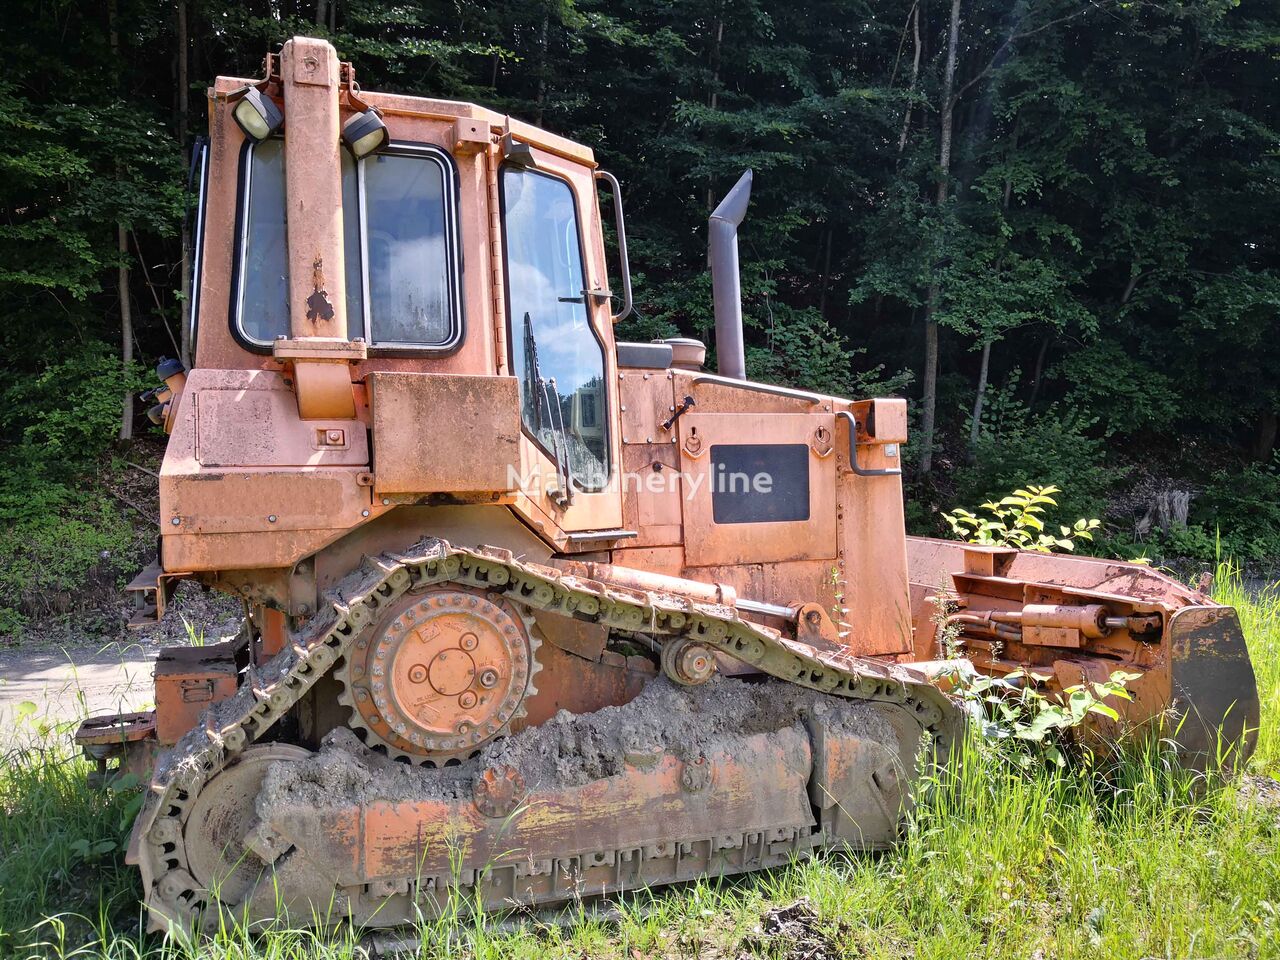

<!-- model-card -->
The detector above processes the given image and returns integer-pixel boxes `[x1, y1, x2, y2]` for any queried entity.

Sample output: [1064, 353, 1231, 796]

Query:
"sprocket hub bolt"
[459, 691, 477, 709]
[479, 668, 499, 688]
[460, 632, 479, 651]
[408, 664, 428, 684]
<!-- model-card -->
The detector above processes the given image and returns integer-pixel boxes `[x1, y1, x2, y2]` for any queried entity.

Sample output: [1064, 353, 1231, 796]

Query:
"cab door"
[499, 156, 623, 537]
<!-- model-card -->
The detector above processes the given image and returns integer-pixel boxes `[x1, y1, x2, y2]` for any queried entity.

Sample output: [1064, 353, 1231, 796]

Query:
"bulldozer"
[74, 37, 1259, 936]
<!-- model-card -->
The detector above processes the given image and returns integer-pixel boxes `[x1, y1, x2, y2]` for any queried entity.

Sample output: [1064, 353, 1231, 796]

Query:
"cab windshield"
[501, 167, 609, 490]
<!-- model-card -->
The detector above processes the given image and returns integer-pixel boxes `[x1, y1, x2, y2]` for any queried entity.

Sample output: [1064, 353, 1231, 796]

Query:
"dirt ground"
[0, 583, 242, 739]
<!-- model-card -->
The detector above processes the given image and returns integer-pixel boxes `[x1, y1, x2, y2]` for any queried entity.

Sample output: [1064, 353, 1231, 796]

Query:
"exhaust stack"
[708, 170, 753, 380]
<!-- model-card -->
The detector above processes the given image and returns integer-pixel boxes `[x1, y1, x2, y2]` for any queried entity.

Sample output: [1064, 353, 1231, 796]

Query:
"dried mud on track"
[259, 675, 899, 812]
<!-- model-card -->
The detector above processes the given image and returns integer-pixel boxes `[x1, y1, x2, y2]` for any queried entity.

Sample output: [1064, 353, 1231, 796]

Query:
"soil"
[1240, 773, 1280, 819]
[257, 675, 899, 812]
[737, 898, 847, 960]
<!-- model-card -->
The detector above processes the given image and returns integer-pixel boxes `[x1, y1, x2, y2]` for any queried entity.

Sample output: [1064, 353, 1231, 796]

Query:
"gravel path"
[0, 640, 159, 733]
[0, 583, 242, 740]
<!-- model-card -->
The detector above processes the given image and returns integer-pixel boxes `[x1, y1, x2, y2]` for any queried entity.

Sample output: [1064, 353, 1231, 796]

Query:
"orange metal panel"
[351, 730, 813, 880]
[834, 405, 913, 656]
[280, 38, 347, 341]
[618, 371, 672, 445]
[166, 470, 371, 535]
[368, 372, 521, 496]
[678, 412, 837, 567]
[515, 641, 651, 728]
[154, 646, 239, 744]
[195, 387, 366, 468]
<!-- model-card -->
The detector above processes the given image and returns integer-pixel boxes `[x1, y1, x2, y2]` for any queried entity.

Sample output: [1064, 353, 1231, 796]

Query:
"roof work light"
[342, 108, 388, 158]
[233, 87, 284, 142]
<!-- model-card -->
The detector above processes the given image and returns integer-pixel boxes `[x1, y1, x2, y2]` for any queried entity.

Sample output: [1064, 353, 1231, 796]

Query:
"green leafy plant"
[948, 665, 1141, 768]
[943, 484, 1099, 553]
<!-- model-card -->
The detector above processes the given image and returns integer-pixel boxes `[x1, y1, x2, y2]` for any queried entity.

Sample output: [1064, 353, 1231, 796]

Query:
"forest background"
[2, 0, 1278, 633]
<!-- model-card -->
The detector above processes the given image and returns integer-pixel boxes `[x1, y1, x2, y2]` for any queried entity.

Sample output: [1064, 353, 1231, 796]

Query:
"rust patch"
[306, 257, 335, 323]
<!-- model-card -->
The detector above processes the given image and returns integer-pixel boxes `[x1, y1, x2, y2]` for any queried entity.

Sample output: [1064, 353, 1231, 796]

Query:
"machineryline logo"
[506, 465, 776, 499]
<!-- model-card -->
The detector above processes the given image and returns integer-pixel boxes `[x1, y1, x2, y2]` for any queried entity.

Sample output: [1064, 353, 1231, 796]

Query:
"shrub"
[943, 484, 1100, 553]
[954, 373, 1119, 522]
[0, 343, 148, 635]
[1193, 457, 1280, 564]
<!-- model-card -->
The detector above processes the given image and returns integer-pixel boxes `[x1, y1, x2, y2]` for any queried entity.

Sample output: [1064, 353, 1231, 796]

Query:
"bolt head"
[267, 515, 278, 523]
[170, 517, 181, 526]
[479, 668, 499, 689]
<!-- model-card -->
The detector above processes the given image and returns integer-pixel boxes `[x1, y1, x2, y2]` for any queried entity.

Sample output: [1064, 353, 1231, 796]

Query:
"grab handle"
[836, 411, 902, 477]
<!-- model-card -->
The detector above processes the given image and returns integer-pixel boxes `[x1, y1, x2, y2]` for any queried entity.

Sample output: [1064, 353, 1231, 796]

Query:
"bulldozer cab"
[166, 34, 916, 656]
[187, 37, 627, 540]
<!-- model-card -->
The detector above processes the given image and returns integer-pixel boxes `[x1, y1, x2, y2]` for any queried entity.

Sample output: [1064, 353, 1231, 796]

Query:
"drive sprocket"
[335, 587, 540, 764]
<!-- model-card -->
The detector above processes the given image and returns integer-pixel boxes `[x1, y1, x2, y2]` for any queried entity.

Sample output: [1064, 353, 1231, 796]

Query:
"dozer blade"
[167, 678, 924, 932]
[906, 537, 1261, 771]
[1166, 605, 1259, 768]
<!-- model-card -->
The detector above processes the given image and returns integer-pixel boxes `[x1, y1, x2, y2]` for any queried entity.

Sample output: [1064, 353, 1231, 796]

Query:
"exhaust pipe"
[708, 170, 752, 380]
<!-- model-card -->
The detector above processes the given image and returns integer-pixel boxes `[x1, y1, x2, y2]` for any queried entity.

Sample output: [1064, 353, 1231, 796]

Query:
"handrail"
[836, 411, 903, 477]
[594, 170, 633, 323]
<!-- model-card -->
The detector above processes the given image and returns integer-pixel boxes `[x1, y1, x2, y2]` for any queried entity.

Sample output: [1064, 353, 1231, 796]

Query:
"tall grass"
[1212, 559, 1280, 775]
[2, 561, 1277, 959]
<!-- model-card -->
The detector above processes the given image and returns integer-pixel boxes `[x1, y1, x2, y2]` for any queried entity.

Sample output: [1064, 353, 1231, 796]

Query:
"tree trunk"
[897, 2, 921, 154]
[110, 0, 133, 440]
[1120, 266, 1143, 306]
[118, 225, 134, 441]
[533, 12, 549, 126]
[967, 339, 991, 462]
[967, 128, 1016, 466]
[315, 0, 326, 26]
[917, 0, 962, 477]
[705, 13, 724, 214]
[1028, 331, 1050, 407]
[1253, 409, 1278, 461]
[817, 227, 833, 318]
[178, 0, 193, 367]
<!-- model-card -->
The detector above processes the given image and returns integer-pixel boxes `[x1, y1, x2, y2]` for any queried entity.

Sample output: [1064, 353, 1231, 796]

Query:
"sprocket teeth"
[333, 586, 540, 766]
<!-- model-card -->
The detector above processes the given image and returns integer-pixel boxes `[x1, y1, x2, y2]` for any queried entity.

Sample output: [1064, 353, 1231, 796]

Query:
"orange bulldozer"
[74, 37, 1258, 936]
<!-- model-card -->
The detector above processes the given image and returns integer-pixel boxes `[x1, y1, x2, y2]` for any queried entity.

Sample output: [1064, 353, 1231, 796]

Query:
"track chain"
[133, 538, 962, 932]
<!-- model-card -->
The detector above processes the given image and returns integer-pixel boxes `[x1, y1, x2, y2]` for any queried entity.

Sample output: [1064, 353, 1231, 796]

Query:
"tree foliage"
[0, 0, 1278, 618]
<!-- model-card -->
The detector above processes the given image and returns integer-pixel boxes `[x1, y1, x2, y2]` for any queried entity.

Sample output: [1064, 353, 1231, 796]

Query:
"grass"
[1, 561, 1278, 960]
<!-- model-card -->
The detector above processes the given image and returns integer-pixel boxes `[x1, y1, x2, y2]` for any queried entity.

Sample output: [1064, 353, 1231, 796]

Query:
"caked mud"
[257, 675, 900, 812]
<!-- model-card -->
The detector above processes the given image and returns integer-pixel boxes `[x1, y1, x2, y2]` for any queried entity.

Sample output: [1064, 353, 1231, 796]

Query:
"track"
[130, 538, 963, 934]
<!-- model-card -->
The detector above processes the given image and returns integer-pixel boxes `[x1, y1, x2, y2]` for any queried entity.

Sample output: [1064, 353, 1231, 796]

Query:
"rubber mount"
[338, 589, 533, 760]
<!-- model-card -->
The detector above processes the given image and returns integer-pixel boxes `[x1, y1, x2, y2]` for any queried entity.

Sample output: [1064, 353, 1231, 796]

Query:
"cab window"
[234, 140, 461, 350]
[500, 167, 610, 490]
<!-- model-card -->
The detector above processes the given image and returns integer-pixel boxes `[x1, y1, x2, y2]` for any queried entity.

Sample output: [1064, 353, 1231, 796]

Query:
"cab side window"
[234, 141, 461, 351]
